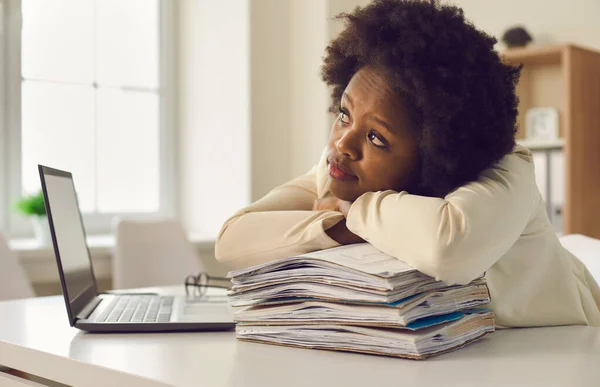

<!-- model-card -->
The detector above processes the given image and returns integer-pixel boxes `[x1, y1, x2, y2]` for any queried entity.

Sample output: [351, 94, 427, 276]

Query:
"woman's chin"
[329, 183, 362, 202]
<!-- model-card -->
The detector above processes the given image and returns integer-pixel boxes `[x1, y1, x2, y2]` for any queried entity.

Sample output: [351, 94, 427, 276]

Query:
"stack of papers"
[236, 309, 494, 359]
[228, 243, 495, 359]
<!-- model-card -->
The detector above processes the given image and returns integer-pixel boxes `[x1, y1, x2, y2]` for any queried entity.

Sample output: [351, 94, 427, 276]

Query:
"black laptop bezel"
[39, 165, 99, 327]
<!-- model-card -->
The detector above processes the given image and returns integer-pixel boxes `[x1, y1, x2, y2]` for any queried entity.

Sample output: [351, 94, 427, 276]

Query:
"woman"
[215, 0, 600, 328]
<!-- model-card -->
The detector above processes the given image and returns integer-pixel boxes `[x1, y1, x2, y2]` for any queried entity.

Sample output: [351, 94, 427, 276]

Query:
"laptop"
[38, 165, 235, 332]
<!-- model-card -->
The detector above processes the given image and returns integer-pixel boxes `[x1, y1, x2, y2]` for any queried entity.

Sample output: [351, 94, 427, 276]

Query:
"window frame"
[0, 1, 7, 234]
[1, 0, 177, 238]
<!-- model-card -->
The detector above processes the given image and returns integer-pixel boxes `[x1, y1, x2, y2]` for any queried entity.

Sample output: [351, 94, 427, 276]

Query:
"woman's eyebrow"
[374, 116, 395, 134]
[343, 92, 396, 134]
[342, 92, 354, 108]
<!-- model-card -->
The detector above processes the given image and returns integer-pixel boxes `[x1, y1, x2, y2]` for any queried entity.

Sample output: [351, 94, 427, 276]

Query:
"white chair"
[560, 234, 600, 283]
[0, 233, 35, 300]
[112, 219, 204, 289]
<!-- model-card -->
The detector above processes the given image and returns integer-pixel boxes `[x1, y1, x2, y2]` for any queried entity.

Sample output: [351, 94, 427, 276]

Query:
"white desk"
[1, 287, 600, 387]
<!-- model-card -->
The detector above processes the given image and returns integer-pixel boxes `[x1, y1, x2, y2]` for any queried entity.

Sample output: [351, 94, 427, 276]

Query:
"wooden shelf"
[502, 44, 565, 65]
[517, 138, 565, 150]
[502, 43, 600, 238]
[502, 43, 600, 66]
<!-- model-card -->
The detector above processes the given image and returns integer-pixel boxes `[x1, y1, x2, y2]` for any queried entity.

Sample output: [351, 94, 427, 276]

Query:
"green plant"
[14, 191, 46, 217]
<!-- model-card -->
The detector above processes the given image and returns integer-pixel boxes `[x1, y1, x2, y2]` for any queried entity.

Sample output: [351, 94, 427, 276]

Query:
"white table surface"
[1, 287, 600, 387]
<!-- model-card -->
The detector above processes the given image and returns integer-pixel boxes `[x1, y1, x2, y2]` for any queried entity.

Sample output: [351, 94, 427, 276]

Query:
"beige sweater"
[216, 145, 600, 327]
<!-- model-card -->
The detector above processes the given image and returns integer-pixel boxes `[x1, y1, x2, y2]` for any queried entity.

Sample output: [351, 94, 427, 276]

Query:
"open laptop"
[38, 165, 235, 332]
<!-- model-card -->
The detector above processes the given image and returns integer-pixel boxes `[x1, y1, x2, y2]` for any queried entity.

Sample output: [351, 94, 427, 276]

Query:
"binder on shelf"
[550, 151, 565, 234]
[526, 145, 565, 233]
[532, 152, 548, 204]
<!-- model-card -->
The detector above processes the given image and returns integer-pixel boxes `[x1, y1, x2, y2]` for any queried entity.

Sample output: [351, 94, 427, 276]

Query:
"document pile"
[228, 243, 495, 359]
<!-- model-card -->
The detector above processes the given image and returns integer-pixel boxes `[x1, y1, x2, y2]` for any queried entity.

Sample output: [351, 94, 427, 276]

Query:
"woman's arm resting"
[215, 168, 344, 269]
[346, 149, 536, 285]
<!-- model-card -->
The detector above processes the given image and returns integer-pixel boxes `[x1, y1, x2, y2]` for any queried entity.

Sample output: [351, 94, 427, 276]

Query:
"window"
[1, 0, 175, 237]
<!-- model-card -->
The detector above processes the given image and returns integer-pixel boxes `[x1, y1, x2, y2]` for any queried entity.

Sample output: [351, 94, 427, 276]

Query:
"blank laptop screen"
[44, 173, 95, 303]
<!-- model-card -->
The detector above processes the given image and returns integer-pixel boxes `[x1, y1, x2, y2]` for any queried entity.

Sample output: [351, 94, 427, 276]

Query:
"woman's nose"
[335, 126, 360, 160]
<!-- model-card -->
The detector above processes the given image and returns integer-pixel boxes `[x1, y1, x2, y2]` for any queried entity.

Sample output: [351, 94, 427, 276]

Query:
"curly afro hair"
[321, 0, 521, 198]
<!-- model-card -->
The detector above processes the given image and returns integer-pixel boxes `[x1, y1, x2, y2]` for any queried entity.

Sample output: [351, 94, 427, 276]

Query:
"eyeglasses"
[184, 272, 231, 297]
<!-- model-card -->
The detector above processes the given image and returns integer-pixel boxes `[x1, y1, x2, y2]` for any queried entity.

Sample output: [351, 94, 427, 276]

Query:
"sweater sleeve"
[215, 163, 344, 269]
[346, 146, 536, 285]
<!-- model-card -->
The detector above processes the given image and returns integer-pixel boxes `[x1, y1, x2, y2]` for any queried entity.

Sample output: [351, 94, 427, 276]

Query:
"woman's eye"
[368, 131, 387, 147]
[338, 107, 350, 124]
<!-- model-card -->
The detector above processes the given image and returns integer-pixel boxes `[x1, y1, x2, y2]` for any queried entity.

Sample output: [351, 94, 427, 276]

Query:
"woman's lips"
[328, 162, 357, 181]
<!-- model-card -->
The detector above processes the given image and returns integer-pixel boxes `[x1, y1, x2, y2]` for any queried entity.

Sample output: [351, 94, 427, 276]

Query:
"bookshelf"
[516, 138, 564, 151]
[502, 44, 600, 238]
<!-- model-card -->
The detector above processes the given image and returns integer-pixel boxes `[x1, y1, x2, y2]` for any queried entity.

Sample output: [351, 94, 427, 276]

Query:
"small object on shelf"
[502, 26, 533, 48]
[525, 107, 559, 142]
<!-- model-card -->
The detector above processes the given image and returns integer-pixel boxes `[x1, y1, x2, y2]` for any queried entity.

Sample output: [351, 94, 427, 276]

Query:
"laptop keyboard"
[97, 296, 174, 324]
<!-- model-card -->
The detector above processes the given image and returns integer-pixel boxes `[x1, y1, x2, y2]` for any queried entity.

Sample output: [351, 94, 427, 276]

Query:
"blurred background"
[1, 0, 599, 296]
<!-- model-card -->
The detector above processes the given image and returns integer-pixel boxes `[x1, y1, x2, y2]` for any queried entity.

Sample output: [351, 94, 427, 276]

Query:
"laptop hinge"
[76, 296, 103, 320]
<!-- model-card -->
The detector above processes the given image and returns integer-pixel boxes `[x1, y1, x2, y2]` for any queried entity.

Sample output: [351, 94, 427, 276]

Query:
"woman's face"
[326, 67, 420, 202]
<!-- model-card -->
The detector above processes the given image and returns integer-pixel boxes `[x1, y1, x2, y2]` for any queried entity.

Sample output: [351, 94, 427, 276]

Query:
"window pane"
[95, 0, 159, 88]
[96, 88, 160, 213]
[21, 81, 96, 212]
[22, 0, 94, 84]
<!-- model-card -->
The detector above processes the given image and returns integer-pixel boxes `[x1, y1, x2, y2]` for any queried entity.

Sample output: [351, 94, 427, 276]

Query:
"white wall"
[329, 0, 600, 51]
[289, 0, 330, 179]
[249, 0, 292, 200]
[0, 24, 6, 233]
[177, 0, 251, 239]
[250, 0, 331, 199]
[177, 0, 331, 237]
[449, 0, 600, 51]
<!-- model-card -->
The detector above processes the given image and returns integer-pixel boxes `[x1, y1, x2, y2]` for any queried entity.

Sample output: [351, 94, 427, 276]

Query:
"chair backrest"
[560, 233, 600, 283]
[0, 233, 35, 300]
[112, 218, 204, 289]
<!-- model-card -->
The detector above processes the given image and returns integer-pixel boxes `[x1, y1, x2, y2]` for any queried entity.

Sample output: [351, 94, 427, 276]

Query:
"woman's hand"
[313, 196, 364, 245]
[313, 197, 353, 217]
